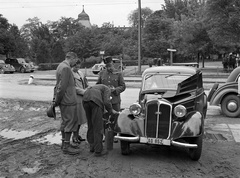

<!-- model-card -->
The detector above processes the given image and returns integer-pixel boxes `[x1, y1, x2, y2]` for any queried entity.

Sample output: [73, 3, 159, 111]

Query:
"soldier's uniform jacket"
[96, 69, 126, 104]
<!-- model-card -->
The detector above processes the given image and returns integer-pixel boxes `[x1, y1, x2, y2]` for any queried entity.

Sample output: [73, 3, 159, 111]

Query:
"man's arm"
[113, 73, 126, 95]
[55, 67, 70, 105]
[76, 87, 86, 96]
[102, 86, 113, 113]
[96, 71, 102, 84]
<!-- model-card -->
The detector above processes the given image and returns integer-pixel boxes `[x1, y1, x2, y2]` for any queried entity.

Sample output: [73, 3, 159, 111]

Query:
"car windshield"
[0, 60, 5, 64]
[17, 58, 26, 63]
[143, 73, 192, 90]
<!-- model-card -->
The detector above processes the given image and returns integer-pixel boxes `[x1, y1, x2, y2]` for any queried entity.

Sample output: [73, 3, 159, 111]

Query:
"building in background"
[78, 5, 92, 28]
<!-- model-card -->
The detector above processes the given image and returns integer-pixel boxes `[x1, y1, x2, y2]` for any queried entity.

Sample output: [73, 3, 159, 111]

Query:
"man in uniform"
[96, 56, 126, 112]
[96, 56, 126, 143]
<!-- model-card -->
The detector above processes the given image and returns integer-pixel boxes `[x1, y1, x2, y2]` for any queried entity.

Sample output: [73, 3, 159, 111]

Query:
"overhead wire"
[0, 1, 162, 9]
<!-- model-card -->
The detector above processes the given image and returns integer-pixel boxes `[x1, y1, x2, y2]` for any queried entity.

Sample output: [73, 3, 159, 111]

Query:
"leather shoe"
[94, 149, 108, 157]
[78, 135, 86, 141]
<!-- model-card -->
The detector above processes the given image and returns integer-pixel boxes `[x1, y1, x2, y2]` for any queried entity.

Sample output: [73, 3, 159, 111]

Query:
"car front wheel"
[20, 67, 25, 73]
[189, 135, 203, 161]
[0, 68, 4, 74]
[221, 94, 240, 117]
[120, 140, 130, 155]
[92, 71, 99, 75]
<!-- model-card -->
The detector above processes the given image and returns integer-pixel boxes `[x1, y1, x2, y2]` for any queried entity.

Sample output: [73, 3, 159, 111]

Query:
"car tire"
[207, 83, 219, 102]
[0, 68, 4, 74]
[189, 135, 203, 161]
[221, 94, 240, 117]
[92, 71, 99, 75]
[120, 140, 130, 155]
[20, 67, 25, 73]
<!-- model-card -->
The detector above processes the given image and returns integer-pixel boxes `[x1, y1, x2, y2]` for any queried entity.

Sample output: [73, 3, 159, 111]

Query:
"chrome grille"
[146, 100, 171, 139]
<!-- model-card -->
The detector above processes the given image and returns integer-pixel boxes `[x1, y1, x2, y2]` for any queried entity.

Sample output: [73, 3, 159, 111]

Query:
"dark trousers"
[83, 101, 103, 153]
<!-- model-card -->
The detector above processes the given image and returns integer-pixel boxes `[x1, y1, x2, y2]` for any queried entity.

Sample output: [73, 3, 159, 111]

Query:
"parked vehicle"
[0, 60, 15, 74]
[208, 66, 240, 117]
[92, 58, 125, 75]
[92, 61, 105, 75]
[27, 61, 36, 72]
[5, 58, 32, 73]
[114, 66, 207, 161]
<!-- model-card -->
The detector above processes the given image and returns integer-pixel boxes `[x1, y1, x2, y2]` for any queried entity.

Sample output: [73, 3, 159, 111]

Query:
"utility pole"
[138, 0, 142, 74]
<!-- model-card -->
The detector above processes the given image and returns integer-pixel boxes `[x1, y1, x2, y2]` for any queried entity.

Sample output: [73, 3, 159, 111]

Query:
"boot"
[61, 139, 80, 150]
[62, 141, 80, 155]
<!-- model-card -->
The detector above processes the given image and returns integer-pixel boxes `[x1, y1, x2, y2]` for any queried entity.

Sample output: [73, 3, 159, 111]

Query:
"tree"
[205, 0, 240, 52]
[0, 14, 14, 56]
[143, 11, 174, 60]
[128, 7, 153, 27]
[9, 25, 28, 58]
[64, 28, 98, 59]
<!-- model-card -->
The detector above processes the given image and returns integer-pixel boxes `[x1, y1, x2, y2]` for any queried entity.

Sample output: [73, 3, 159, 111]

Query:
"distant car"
[208, 66, 240, 117]
[92, 61, 105, 75]
[92, 58, 125, 75]
[27, 61, 36, 72]
[0, 60, 15, 74]
[5, 58, 32, 73]
[114, 66, 207, 161]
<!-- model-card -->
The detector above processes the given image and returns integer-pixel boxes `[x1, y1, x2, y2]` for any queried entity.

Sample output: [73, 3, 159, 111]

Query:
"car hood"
[0, 63, 12, 68]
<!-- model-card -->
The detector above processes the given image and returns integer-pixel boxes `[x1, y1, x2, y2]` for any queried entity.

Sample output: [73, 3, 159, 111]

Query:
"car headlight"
[174, 105, 186, 118]
[129, 103, 142, 115]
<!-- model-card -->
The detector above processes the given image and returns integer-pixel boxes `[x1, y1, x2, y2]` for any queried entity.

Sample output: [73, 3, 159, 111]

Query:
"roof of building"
[78, 5, 91, 28]
[78, 5, 90, 21]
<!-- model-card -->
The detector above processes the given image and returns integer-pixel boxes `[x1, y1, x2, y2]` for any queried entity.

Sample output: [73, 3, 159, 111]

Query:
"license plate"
[147, 138, 163, 145]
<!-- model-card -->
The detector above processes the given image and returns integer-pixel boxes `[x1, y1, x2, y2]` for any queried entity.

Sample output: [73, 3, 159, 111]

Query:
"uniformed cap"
[103, 56, 112, 64]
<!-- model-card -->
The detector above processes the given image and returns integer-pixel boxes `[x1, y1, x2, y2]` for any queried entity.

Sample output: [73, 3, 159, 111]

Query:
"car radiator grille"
[146, 100, 171, 139]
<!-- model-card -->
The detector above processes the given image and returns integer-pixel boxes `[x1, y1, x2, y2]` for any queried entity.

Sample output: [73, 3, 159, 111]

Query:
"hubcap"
[227, 101, 238, 112]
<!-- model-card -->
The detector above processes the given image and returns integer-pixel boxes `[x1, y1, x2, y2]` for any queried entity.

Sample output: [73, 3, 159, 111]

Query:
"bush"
[38, 63, 60, 70]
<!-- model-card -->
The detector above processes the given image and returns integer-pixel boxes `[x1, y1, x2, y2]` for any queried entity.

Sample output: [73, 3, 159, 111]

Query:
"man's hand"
[111, 109, 118, 115]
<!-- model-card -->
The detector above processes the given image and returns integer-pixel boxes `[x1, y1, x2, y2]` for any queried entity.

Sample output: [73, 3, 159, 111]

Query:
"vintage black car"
[0, 60, 15, 74]
[114, 66, 207, 161]
[208, 66, 240, 117]
[5, 58, 32, 73]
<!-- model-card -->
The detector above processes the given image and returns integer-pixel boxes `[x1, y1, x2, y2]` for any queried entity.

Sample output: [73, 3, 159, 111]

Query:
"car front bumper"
[114, 134, 198, 148]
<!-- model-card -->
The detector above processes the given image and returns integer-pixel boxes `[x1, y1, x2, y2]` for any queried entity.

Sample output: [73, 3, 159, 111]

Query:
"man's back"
[83, 84, 112, 112]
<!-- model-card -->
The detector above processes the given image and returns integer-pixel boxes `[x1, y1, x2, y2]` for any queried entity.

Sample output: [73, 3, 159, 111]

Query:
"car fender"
[114, 109, 144, 137]
[171, 111, 203, 139]
[209, 83, 238, 106]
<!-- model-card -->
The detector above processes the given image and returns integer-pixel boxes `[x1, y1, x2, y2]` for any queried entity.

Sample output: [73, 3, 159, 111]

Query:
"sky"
[0, 0, 165, 28]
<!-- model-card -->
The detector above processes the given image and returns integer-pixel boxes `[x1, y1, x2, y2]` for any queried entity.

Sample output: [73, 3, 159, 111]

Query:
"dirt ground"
[0, 98, 240, 178]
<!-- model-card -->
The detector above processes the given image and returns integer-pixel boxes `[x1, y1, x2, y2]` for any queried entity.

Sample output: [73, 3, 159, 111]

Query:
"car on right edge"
[207, 66, 240, 117]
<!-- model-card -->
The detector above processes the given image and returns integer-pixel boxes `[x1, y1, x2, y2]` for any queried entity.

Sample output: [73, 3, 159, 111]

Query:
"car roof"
[226, 66, 240, 82]
[142, 66, 198, 76]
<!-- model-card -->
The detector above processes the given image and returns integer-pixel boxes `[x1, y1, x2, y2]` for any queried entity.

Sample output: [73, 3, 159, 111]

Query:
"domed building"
[78, 5, 92, 28]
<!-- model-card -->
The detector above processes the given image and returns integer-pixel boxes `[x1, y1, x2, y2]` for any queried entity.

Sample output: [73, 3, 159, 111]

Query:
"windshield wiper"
[145, 72, 159, 80]
[165, 72, 180, 78]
